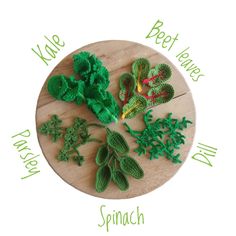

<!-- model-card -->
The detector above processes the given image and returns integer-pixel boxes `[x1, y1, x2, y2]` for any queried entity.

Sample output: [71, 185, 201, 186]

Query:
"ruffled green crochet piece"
[121, 95, 147, 119]
[145, 84, 174, 106]
[47, 75, 69, 100]
[47, 51, 119, 125]
[132, 58, 150, 92]
[123, 110, 192, 163]
[38, 114, 102, 166]
[143, 64, 172, 87]
[47, 75, 86, 104]
[119, 73, 136, 105]
[87, 91, 120, 124]
[73, 51, 109, 89]
[95, 128, 144, 192]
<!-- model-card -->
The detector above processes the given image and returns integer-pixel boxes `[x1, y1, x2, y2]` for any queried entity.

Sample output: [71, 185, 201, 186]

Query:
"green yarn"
[96, 145, 109, 166]
[47, 51, 119, 124]
[96, 165, 112, 193]
[146, 84, 174, 106]
[119, 73, 136, 104]
[123, 110, 192, 163]
[89, 68, 109, 90]
[47, 75, 69, 100]
[121, 95, 147, 119]
[106, 129, 129, 155]
[143, 64, 172, 87]
[86, 91, 120, 124]
[38, 114, 63, 142]
[120, 156, 144, 179]
[38, 115, 103, 166]
[112, 170, 129, 191]
[132, 58, 150, 92]
[95, 128, 144, 193]
[47, 75, 86, 104]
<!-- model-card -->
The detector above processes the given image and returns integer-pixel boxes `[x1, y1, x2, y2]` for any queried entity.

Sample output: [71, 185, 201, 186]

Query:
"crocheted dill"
[95, 128, 144, 192]
[123, 110, 192, 163]
[47, 51, 120, 124]
[38, 114, 103, 166]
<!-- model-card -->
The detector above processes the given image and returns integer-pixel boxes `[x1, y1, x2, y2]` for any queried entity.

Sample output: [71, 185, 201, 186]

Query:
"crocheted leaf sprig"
[47, 51, 120, 124]
[38, 114, 103, 166]
[119, 58, 174, 120]
[95, 128, 144, 192]
[123, 110, 192, 163]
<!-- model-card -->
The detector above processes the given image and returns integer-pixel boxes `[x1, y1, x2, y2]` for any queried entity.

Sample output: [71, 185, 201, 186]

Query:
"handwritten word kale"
[123, 110, 192, 163]
[38, 115, 102, 166]
[95, 128, 144, 192]
[47, 51, 120, 124]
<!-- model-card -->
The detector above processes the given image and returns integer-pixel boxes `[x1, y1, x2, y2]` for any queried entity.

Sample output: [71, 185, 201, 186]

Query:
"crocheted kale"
[47, 51, 120, 124]
[123, 110, 192, 163]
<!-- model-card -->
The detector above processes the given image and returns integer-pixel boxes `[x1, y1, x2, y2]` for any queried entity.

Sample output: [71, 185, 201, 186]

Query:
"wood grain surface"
[36, 40, 196, 199]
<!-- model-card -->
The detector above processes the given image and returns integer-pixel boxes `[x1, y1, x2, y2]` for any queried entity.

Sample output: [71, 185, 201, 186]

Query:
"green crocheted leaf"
[88, 54, 102, 72]
[83, 85, 106, 100]
[73, 154, 85, 166]
[146, 84, 174, 106]
[73, 51, 105, 79]
[107, 129, 129, 155]
[123, 110, 192, 163]
[89, 69, 109, 90]
[119, 73, 136, 104]
[86, 91, 120, 124]
[96, 145, 109, 166]
[62, 87, 78, 102]
[38, 115, 63, 142]
[47, 75, 69, 100]
[122, 95, 147, 119]
[112, 170, 129, 191]
[120, 156, 144, 179]
[95, 165, 112, 192]
[143, 64, 172, 87]
[74, 80, 86, 105]
[132, 58, 150, 92]
[73, 52, 91, 76]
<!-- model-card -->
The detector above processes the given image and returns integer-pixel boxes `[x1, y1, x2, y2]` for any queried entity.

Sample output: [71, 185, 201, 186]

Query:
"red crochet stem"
[144, 91, 168, 103]
[142, 71, 164, 84]
[123, 80, 131, 105]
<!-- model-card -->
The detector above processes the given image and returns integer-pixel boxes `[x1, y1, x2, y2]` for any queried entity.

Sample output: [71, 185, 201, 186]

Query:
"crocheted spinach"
[95, 128, 144, 192]
[123, 110, 192, 163]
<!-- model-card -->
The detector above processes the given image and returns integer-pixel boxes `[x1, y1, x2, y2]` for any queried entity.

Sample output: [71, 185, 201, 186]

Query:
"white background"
[0, 0, 235, 235]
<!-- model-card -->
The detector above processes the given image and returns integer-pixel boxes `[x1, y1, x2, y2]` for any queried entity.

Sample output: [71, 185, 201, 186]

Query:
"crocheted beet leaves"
[95, 128, 144, 192]
[123, 110, 192, 163]
[119, 58, 174, 119]
[47, 51, 120, 124]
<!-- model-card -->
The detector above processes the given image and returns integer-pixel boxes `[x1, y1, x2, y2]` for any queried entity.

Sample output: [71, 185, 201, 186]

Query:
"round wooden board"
[36, 40, 196, 199]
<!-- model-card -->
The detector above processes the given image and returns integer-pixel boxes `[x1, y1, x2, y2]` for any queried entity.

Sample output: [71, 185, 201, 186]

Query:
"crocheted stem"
[123, 80, 131, 105]
[144, 91, 168, 103]
[137, 65, 143, 92]
[142, 71, 164, 84]
[121, 102, 142, 120]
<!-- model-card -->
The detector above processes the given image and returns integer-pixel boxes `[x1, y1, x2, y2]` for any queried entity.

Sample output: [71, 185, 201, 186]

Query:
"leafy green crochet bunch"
[38, 114, 103, 166]
[95, 128, 144, 192]
[119, 58, 174, 119]
[123, 110, 192, 163]
[47, 51, 120, 124]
